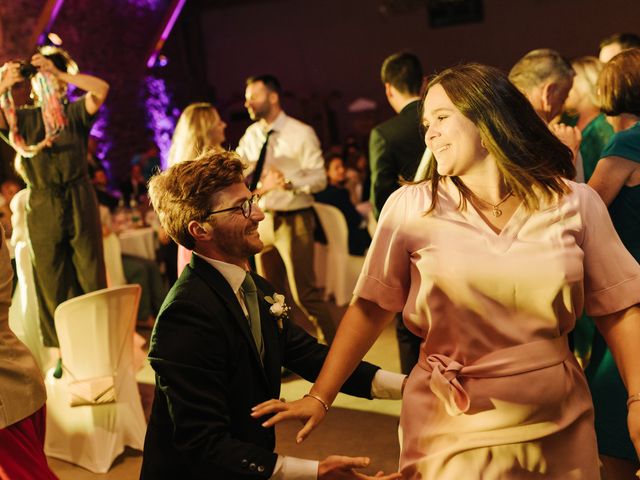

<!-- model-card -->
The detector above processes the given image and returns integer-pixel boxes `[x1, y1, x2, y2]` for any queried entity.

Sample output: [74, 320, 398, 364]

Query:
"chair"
[314, 241, 327, 289]
[8, 189, 58, 372]
[312, 203, 365, 306]
[44, 285, 147, 473]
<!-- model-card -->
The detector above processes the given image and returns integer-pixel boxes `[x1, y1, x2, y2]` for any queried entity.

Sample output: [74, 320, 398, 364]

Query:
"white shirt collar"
[193, 251, 247, 294]
[263, 110, 287, 133]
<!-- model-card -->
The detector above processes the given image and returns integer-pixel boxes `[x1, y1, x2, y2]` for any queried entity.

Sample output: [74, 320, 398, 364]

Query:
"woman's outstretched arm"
[252, 297, 395, 443]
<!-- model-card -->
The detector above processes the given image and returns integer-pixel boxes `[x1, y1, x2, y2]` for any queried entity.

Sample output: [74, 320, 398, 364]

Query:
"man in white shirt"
[237, 75, 336, 344]
[141, 150, 403, 480]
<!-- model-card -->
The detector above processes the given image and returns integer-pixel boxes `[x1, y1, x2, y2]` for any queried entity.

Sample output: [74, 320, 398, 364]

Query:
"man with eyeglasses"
[141, 149, 405, 480]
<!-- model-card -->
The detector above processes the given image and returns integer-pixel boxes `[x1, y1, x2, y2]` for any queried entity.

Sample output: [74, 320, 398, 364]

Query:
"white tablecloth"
[118, 227, 155, 260]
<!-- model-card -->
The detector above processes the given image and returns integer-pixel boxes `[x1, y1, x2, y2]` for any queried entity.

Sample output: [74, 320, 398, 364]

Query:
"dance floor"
[47, 305, 403, 479]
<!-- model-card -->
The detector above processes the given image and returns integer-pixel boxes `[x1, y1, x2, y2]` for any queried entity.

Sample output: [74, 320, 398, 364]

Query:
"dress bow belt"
[418, 335, 570, 416]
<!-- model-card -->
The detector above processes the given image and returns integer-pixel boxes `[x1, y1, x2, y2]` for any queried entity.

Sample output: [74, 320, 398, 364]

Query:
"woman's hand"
[30, 54, 61, 77]
[317, 456, 402, 479]
[251, 395, 328, 443]
[548, 122, 581, 161]
[0, 62, 23, 91]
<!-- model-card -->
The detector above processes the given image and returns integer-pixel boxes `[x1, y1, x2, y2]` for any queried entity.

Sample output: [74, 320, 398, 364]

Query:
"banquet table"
[118, 227, 156, 260]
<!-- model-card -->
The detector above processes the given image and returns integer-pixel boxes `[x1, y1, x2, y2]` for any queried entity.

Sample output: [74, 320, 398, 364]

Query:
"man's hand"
[318, 456, 402, 480]
[549, 122, 581, 161]
[31, 53, 61, 77]
[0, 62, 23, 94]
[257, 168, 286, 194]
[251, 395, 327, 444]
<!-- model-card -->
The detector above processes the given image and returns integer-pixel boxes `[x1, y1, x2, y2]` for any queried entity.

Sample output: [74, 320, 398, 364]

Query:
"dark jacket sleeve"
[147, 299, 278, 479]
[281, 318, 380, 398]
[369, 127, 399, 220]
[252, 274, 380, 398]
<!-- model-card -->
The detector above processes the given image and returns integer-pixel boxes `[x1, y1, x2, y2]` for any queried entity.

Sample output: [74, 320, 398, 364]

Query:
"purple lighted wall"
[143, 75, 179, 170]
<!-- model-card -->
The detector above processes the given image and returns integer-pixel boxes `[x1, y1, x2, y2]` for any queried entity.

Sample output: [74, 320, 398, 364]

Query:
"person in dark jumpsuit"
[0, 47, 109, 347]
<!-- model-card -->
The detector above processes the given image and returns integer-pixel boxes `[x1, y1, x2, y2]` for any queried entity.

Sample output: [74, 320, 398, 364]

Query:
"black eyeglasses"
[206, 194, 260, 219]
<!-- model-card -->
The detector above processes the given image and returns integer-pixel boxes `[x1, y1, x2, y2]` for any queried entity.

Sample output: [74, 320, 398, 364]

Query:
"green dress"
[586, 121, 640, 462]
[580, 114, 614, 182]
[572, 114, 614, 376]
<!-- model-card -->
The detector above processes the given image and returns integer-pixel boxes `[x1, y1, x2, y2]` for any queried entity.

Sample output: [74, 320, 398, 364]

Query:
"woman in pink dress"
[168, 103, 226, 276]
[253, 64, 640, 479]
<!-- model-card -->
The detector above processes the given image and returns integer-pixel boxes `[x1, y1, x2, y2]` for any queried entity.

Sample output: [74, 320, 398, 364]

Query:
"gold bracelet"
[627, 393, 640, 407]
[303, 393, 329, 412]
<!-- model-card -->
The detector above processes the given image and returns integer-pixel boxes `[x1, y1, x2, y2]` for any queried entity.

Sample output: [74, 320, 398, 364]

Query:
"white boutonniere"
[264, 293, 289, 331]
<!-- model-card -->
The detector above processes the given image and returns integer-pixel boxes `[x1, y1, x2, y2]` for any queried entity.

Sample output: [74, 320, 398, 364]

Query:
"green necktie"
[241, 273, 264, 362]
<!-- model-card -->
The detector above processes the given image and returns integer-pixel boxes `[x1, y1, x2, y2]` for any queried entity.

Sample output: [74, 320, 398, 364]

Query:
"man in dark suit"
[140, 150, 403, 480]
[369, 52, 425, 221]
[369, 52, 425, 375]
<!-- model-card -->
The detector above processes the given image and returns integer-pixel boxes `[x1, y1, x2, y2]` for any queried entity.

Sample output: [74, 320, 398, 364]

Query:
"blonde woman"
[564, 56, 614, 181]
[168, 103, 226, 275]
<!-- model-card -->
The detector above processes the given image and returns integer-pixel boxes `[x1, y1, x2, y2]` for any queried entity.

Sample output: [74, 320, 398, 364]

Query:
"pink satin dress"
[355, 179, 640, 479]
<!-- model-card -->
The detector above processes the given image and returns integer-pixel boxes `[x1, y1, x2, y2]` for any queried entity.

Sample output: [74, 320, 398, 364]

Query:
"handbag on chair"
[67, 374, 116, 407]
[62, 327, 129, 407]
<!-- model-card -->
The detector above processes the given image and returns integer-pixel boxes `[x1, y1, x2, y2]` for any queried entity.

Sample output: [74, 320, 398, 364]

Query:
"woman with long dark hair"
[255, 64, 640, 479]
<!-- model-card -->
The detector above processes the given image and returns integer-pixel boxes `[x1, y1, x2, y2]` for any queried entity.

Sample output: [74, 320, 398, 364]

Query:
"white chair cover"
[312, 203, 365, 306]
[8, 189, 57, 372]
[314, 241, 327, 289]
[44, 285, 147, 473]
[103, 232, 127, 287]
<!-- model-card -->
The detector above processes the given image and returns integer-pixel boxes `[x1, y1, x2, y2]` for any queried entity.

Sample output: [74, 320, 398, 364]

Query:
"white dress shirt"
[193, 252, 406, 479]
[237, 111, 327, 211]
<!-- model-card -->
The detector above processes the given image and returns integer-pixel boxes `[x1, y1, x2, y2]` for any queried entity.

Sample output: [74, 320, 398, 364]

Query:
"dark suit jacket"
[314, 185, 371, 256]
[369, 100, 425, 219]
[140, 254, 379, 480]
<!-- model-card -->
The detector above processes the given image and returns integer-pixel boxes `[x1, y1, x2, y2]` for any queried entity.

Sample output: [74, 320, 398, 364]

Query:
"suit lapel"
[191, 255, 269, 384]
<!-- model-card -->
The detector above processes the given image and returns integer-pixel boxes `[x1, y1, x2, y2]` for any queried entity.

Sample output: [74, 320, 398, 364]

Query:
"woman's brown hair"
[421, 63, 575, 213]
[598, 48, 640, 117]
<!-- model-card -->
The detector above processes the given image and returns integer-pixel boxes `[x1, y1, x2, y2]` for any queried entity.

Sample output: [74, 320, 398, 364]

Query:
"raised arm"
[593, 305, 640, 457]
[31, 53, 109, 115]
[254, 297, 395, 443]
[0, 62, 23, 130]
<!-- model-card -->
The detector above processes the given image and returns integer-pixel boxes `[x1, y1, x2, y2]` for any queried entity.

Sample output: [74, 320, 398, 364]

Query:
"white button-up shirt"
[237, 111, 326, 211]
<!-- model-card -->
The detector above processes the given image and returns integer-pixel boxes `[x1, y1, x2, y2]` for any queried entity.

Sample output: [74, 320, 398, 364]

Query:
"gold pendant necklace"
[473, 191, 512, 217]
